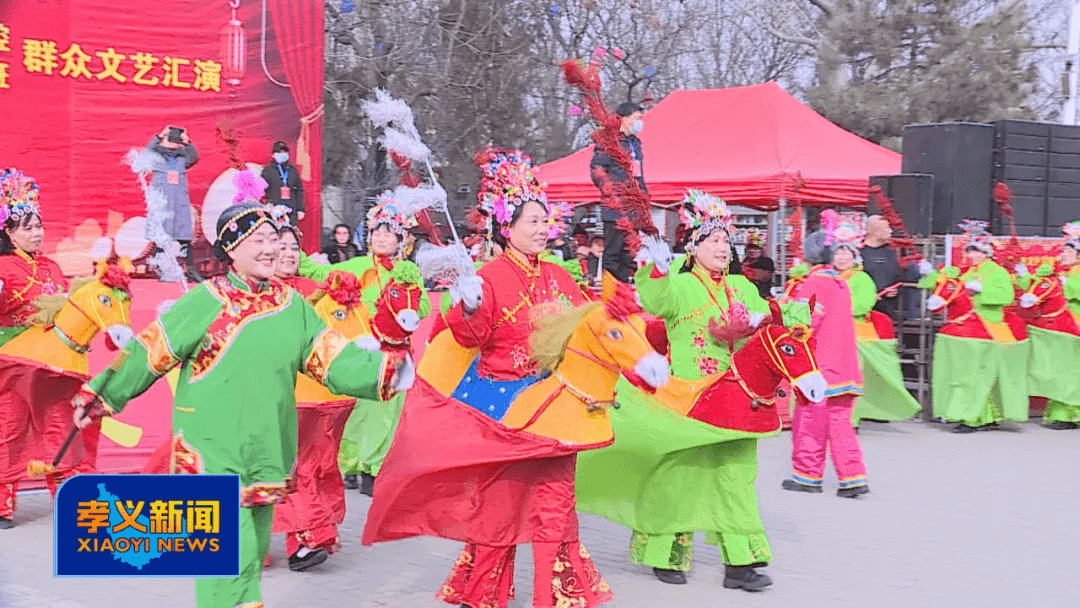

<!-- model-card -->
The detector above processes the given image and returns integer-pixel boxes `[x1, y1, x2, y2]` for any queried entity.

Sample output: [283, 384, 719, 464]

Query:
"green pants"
[959, 395, 1004, 427]
[195, 504, 273, 608]
[339, 394, 403, 477]
[1044, 400, 1080, 424]
[629, 530, 772, 571]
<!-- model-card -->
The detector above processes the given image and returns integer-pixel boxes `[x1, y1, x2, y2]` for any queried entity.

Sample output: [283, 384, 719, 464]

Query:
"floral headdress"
[958, 219, 993, 255]
[0, 168, 41, 225]
[1063, 220, 1080, 251]
[745, 228, 766, 249]
[546, 201, 573, 240]
[265, 203, 302, 241]
[679, 189, 732, 255]
[474, 146, 548, 238]
[367, 190, 418, 258]
[217, 203, 274, 253]
[831, 218, 864, 254]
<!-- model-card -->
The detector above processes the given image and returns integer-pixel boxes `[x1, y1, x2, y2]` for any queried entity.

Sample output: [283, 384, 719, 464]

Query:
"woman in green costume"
[1014, 220, 1080, 429]
[332, 193, 431, 494]
[827, 219, 920, 427]
[916, 220, 1029, 433]
[576, 190, 775, 591]
[72, 202, 412, 608]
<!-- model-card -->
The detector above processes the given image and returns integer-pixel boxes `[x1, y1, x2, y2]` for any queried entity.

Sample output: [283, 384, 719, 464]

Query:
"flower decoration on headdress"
[958, 219, 993, 255]
[831, 219, 863, 252]
[231, 168, 268, 205]
[546, 201, 573, 240]
[474, 146, 548, 237]
[265, 204, 294, 230]
[367, 190, 418, 241]
[679, 189, 732, 255]
[820, 209, 840, 245]
[745, 228, 766, 248]
[1063, 220, 1080, 251]
[0, 168, 41, 225]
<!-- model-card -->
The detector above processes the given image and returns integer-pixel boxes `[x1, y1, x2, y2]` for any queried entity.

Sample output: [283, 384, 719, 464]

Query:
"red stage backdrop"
[0, 0, 324, 273]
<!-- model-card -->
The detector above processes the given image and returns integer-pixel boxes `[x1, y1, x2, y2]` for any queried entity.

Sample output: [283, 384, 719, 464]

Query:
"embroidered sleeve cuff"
[304, 329, 351, 383]
[136, 320, 181, 376]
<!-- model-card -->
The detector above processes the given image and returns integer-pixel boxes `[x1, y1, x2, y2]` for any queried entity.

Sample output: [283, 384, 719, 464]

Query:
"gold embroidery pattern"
[190, 277, 291, 381]
[240, 483, 289, 507]
[303, 329, 351, 384]
[136, 320, 180, 376]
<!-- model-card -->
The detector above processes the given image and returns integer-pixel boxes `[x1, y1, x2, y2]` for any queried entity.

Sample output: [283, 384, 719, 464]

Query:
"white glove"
[965, 280, 983, 293]
[1019, 293, 1038, 309]
[392, 354, 415, 392]
[353, 335, 381, 352]
[1060, 276, 1068, 287]
[748, 312, 767, 328]
[450, 273, 484, 313]
[918, 260, 933, 277]
[309, 253, 330, 265]
[634, 235, 673, 276]
[1013, 264, 1028, 277]
[0, 278, 4, 293]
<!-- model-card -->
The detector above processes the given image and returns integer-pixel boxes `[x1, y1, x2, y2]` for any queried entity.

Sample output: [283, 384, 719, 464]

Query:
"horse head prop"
[499, 275, 667, 446]
[308, 270, 372, 340]
[368, 264, 424, 351]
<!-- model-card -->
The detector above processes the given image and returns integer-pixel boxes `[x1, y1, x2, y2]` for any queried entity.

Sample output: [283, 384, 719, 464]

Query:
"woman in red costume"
[0, 168, 69, 529]
[363, 148, 613, 608]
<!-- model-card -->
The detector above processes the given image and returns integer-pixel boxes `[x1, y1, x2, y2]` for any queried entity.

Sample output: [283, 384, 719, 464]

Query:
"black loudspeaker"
[992, 120, 1080, 236]
[869, 174, 935, 237]
[901, 122, 995, 234]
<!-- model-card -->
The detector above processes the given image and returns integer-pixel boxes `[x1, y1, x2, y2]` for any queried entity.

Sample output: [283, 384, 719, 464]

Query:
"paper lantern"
[219, 1, 246, 87]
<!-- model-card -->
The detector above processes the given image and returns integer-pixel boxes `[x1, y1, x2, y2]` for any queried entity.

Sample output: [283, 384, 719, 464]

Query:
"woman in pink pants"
[782, 214, 869, 498]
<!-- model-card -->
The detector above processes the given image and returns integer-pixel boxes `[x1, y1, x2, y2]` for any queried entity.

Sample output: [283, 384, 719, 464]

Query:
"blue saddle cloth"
[449, 358, 540, 421]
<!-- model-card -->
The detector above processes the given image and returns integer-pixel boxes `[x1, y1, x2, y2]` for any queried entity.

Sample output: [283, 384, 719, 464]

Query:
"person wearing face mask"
[261, 141, 305, 226]
[146, 126, 202, 282]
[71, 199, 413, 608]
[781, 210, 869, 498]
[362, 148, 611, 608]
[589, 101, 646, 283]
[591, 190, 774, 591]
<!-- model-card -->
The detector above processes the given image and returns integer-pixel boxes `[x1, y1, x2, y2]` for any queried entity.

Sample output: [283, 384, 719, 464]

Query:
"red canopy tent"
[535, 82, 901, 209]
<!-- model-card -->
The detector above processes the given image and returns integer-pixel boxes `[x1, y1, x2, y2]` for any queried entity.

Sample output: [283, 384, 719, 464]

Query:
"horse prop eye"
[389, 288, 400, 299]
[779, 344, 796, 356]
[98, 294, 113, 307]
[333, 310, 347, 321]
[606, 328, 623, 340]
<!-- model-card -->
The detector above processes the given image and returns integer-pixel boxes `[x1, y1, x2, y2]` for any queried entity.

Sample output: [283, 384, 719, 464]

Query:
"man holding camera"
[262, 141, 305, 226]
[147, 125, 201, 281]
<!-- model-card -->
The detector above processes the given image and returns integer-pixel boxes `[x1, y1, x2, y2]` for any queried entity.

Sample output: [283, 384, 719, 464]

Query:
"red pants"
[790, 394, 868, 489]
[1, 472, 69, 519]
[285, 524, 341, 556]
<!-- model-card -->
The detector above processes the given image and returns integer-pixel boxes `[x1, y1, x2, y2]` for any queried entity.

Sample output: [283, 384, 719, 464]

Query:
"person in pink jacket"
[781, 213, 869, 498]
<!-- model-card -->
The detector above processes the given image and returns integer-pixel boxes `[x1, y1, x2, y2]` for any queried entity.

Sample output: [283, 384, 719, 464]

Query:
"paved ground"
[2, 419, 1077, 608]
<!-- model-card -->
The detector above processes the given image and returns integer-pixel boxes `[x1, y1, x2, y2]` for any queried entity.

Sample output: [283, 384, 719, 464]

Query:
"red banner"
[0, 0, 323, 274]
[949, 235, 1063, 269]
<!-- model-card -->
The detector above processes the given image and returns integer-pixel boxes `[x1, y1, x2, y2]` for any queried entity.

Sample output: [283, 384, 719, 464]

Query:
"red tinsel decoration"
[215, 119, 246, 171]
[390, 151, 444, 245]
[785, 205, 802, 267]
[561, 58, 658, 254]
[98, 263, 133, 293]
[994, 181, 1022, 269]
[868, 187, 923, 267]
[322, 270, 364, 310]
[604, 281, 643, 320]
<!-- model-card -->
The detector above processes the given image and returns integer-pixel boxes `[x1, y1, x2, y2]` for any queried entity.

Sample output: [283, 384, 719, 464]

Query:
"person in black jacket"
[859, 215, 903, 318]
[321, 223, 360, 263]
[261, 141, 305, 225]
[589, 101, 646, 282]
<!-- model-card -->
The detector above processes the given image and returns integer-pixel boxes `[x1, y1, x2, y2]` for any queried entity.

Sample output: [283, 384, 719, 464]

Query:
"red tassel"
[215, 119, 246, 171]
[992, 181, 1021, 269]
[560, 58, 658, 255]
[390, 151, 443, 245]
[868, 187, 923, 267]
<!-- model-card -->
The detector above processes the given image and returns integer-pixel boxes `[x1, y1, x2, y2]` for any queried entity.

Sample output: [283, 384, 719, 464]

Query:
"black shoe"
[0, 517, 14, 530]
[837, 485, 870, 499]
[652, 567, 687, 585]
[952, 424, 979, 434]
[359, 472, 375, 497]
[723, 565, 772, 591]
[854, 426, 860, 435]
[781, 479, 822, 494]
[343, 474, 359, 490]
[1046, 421, 1079, 430]
[288, 548, 328, 571]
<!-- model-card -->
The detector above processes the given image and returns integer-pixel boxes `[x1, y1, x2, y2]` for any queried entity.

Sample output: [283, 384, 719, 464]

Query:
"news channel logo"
[55, 474, 240, 577]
